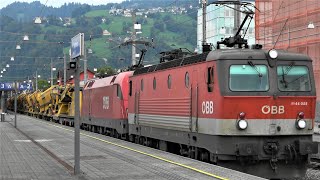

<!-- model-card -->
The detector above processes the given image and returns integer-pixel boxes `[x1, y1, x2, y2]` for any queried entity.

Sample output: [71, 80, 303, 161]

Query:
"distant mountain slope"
[0, 1, 198, 81]
[0, 0, 198, 22]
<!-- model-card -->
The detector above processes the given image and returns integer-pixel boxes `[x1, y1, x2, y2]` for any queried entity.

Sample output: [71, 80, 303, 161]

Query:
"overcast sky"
[0, 0, 124, 9]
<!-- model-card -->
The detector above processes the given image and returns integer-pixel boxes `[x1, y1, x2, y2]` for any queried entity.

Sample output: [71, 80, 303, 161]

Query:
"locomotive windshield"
[229, 65, 269, 91]
[277, 65, 311, 91]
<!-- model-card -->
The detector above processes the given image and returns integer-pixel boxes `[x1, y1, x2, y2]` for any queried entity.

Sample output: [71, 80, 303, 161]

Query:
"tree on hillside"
[71, 5, 91, 18]
[37, 79, 50, 91]
[47, 15, 63, 26]
[96, 66, 116, 77]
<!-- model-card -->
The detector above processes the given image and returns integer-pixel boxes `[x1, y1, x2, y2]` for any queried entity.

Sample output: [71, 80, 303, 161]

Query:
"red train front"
[82, 71, 133, 137]
[127, 48, 318, 179]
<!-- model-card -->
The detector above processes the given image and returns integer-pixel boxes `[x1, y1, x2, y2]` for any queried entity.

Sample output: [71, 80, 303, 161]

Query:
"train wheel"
[115, 131, 120, 138]
[134, 136, 140, 144]
[139, 137, 145, 145]
[98, 127, 103, 134]
[129, 135, 135, 142]
[199, 149, 209, 162]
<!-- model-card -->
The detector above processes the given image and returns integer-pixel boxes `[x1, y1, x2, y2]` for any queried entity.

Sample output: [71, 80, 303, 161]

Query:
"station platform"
[0, 114, 266, 180]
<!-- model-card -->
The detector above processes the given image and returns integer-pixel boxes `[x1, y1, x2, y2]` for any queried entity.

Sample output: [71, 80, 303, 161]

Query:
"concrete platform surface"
[1, 114, 266, 180]
[0, 119, 75, 180]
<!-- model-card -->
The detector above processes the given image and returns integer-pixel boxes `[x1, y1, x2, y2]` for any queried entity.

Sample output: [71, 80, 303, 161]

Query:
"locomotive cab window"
[116, 84, 123, 99]
[277, 65, 311, 91]
[229, 65, 269, 91]
[207, 67, 214, 92]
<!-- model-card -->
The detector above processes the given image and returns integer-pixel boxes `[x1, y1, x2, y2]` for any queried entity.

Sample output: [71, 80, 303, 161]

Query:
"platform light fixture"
[34, 17, 42, 24]
[16, 44, 21, 50]
[307, 22, 315, 29]
[23, 35, 29, 41]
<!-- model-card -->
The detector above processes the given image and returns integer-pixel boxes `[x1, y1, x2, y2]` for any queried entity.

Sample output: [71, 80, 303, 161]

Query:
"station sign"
[0, 82, 33, 91]
[18, 83, 33, 91]
[0, 82, 14, 91]
[71, 33, 84, 59]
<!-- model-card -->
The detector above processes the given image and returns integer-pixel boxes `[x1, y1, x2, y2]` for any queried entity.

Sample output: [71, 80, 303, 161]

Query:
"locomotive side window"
[168, 75, 172, 89]
[229, 65, 269, 91]
[277, 66, 311, 91]
[129, 80, 132, 96]
[153, 77, 156, 90]
[185, 72, 189, 88]
[207, 67, 214, 92]
[141, 79, 144, 91]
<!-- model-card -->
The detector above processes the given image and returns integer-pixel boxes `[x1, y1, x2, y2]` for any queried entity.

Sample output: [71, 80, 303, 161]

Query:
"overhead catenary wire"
[100, 6, 224, 60]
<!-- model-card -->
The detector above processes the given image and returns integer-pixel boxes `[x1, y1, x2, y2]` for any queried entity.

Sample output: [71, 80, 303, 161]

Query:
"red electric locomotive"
[81, 47, 318, 179]
[81, 71, 133, 137]
[127, 47, 317, 179]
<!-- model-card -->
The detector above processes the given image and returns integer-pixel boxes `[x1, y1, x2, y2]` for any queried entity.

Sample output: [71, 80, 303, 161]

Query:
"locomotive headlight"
[239, 112, 246, 120]
[296, 119, 306, 129]
[237, 119, 248, 130]
[268, 49, 278, 59]
[298, 112, 305, 119]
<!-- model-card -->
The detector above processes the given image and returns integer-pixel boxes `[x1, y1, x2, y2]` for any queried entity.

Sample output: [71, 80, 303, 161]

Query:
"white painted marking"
[14, 139, 53, 142]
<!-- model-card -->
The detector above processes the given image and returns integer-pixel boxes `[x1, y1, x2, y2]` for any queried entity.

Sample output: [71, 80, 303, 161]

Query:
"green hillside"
[0, 7, 197, 81]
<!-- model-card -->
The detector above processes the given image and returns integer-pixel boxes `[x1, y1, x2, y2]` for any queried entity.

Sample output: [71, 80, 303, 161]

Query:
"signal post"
[70, 33, 84, 175]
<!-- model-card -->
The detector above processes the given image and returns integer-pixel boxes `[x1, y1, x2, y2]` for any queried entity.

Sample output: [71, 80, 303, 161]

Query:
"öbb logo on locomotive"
[261, 105, 285, 114]
[201, 101, 213, 114]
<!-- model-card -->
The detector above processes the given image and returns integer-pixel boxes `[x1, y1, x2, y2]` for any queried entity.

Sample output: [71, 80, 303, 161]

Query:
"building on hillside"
[57, 69, 95, 86]
[103, 30, 112, 36]
[255, 0, 320, 100]
[197, 1, 256, 52]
